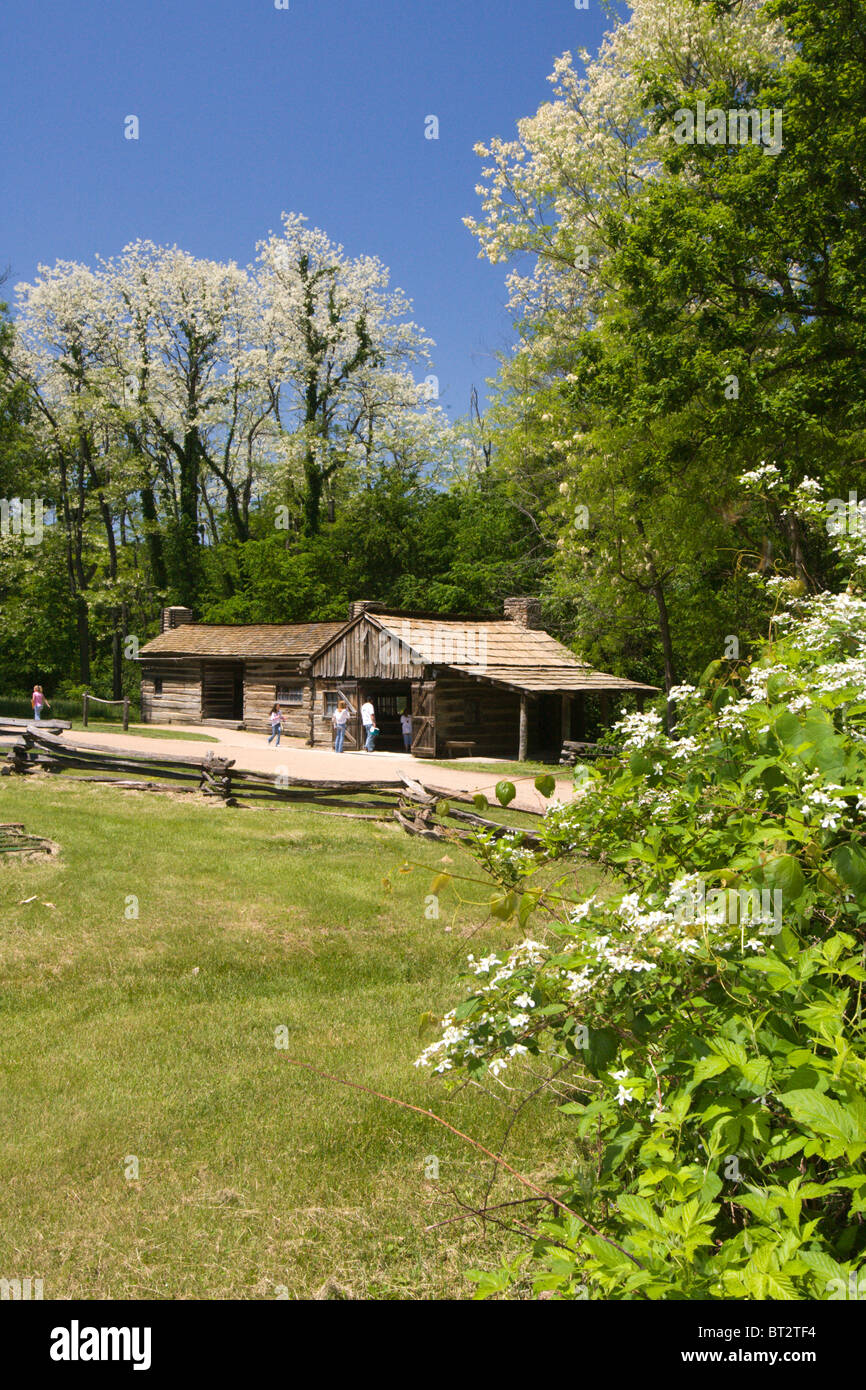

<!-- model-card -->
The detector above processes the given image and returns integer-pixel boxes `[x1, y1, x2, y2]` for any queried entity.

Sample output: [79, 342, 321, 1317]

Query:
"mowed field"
[0, 776, 596, 1299]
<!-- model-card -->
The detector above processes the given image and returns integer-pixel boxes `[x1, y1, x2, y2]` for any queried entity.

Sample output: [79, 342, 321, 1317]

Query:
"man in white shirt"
[361, 699, 377, 752]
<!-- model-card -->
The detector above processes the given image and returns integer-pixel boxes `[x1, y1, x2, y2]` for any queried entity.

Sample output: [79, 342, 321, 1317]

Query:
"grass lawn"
[69, 719, 220, 743]
[429, 757, 564, 779]
[0, 776, 605, 1300]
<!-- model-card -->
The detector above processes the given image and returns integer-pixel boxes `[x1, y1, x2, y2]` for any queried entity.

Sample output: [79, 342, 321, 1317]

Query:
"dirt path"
[66, 725, 576, 813]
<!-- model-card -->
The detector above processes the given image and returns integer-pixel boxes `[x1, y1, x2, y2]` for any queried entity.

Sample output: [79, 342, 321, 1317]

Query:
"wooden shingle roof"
[139, 621, 345, 659]
[367, 613, 659, 695]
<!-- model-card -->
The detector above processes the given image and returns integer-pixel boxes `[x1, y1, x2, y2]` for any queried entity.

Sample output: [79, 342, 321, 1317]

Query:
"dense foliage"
[419, 477, 866, 1298]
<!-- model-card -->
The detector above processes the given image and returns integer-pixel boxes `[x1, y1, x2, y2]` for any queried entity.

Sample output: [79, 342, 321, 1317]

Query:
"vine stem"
[282, 1057, 644, 1269]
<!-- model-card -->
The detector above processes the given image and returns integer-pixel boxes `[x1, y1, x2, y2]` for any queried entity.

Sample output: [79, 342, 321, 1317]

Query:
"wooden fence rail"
[1, 729, 543, 846]
[83, 692, 130, 731]
[0, 717, 70, 735]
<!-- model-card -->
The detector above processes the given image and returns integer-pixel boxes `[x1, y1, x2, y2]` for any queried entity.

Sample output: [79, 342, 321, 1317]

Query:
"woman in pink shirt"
[31, 685, 50, 721]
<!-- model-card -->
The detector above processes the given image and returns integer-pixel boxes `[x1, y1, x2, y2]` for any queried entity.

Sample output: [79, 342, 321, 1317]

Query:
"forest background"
[1, 0, 863, 717]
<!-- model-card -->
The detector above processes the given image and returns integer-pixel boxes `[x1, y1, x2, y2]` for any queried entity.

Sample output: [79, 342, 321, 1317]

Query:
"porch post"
[560, 692, 572, 746]
[518, 692, 528, 762]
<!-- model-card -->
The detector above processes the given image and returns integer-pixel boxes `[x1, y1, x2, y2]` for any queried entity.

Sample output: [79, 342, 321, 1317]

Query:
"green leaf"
[584, 1026, 618, 1074]
[600, 1125, 641, 1176]
[489, 890, 518, 920]
[831, 842, 866, 894]
[617, 1194, 664, 1233]
[629, 751, 654, 776]
[692, 1054, 732, 1082]
[495, 780, 516, 807]
[517, 892, 537, 927]
[781, 1090, 866, 1145]
[471, 792, 489, 812]
[534, 773, 556, 798]
[764, 853, 806, 902]
[708, 1037, 749, 1072]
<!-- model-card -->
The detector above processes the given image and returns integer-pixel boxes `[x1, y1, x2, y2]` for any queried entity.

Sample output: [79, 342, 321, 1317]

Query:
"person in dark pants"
[361, 698, 378, 752]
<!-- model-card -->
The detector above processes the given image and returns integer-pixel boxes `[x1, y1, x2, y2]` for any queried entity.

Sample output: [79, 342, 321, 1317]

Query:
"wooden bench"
[444, 740, 478, 759]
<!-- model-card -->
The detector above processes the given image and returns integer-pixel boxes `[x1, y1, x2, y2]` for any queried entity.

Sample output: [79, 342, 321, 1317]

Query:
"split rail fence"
[0, 725, 541, 845]
[82, 692, 131, 731]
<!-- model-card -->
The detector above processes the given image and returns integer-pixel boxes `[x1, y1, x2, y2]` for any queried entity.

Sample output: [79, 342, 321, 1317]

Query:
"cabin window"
[154, 678, 163, 697]
[277, 685, 303, 705]
[323, 691, 340, 716]
[377, 693, 401, 717]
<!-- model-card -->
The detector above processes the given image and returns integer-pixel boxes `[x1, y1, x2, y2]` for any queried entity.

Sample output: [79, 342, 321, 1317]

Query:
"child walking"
[267, 704, 283, 746]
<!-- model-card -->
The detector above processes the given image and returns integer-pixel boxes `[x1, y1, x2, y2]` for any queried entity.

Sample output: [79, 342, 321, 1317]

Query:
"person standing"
[333, 699, 350, 753]
[267, 703, 283, 746]
[31, 685, 50, 722]
[400, 707, 413, 752]
[361, 697, 377, 752]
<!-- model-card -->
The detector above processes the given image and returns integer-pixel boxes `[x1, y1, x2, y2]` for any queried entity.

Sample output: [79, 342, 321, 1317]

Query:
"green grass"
[429, 757, 564, 778]
[0, 776, 603, 1299]
[69, 719, 219, 743]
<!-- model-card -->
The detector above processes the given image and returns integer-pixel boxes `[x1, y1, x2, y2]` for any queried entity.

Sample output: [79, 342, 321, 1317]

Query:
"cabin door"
[336, 682, 361, 749]
[410, 681, 437, 757]
[202, 661, 244, 721]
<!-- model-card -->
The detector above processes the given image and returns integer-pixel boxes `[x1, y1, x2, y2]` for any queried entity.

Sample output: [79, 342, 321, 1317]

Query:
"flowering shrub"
[418, 489, 866, 1299]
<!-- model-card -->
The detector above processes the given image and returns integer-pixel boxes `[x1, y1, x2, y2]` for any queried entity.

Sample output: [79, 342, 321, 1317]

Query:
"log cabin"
[138, 598, 658, 759]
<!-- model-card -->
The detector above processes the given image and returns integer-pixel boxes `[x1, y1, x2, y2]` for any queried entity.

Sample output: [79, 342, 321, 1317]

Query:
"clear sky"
[3, 0, 610, 416]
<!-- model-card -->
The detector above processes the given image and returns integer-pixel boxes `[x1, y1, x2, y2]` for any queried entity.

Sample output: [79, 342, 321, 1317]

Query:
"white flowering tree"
[7, 259, 137, 683]
[466, 0, 789, 355]
[9, 216, 451, 631]
[256, 214, 438, 533]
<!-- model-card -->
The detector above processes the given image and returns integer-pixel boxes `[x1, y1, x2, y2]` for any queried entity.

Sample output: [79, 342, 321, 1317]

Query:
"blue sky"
[3, 0, 610, 416]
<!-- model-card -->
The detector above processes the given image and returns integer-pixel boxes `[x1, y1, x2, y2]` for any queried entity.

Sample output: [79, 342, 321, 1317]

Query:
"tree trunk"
[634, 518, 677, 729]
[303, 451, 323, 536]
[76, 596, 91, 686]
[112, 609, 123, 700]
[141, 483, 167, 590]
[518, 693, 528, 761]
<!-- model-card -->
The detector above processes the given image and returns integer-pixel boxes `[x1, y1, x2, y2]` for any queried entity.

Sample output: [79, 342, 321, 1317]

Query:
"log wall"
[244, 660, 311, 738]
[433, 677, 539, 758]
[140, 661, 202, 724]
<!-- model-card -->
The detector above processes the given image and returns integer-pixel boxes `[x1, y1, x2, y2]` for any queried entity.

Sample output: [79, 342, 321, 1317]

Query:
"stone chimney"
[349, 599, 386, 620]
[160, 606, 195, 633]
[503, 596, 543, 629]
